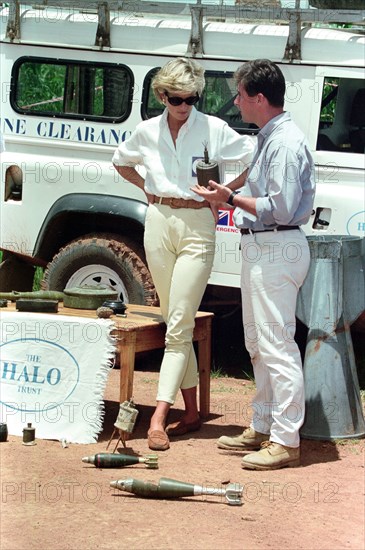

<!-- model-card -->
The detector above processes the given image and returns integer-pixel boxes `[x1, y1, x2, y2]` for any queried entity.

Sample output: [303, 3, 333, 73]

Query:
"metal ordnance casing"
[196, 144, 220, 187]
[110, 477, 243, 505]
[0, 286, 118, 310]
[82, 453, 158, 469]
[196, 160, 220, 187]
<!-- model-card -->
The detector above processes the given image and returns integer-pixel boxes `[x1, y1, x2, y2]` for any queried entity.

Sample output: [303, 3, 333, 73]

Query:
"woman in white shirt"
[113, 57, 253, 451]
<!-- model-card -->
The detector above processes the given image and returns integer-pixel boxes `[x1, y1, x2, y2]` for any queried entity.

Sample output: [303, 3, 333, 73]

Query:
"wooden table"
[4, 303, 213, 418]
[111, 305, 213, 418]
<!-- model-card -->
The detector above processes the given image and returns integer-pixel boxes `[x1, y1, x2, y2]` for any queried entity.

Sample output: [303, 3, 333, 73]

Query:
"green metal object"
[0, 285, 118, 310]
[82, 453, 158, 469]
[110, 477, 243, 505]
[63, 286, 118, 309]
[0, 290, 65, 301]
[16, 298, 59, 313]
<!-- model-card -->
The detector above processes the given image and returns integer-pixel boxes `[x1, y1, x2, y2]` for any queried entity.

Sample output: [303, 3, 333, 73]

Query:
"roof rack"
[3, 0, 365, 60]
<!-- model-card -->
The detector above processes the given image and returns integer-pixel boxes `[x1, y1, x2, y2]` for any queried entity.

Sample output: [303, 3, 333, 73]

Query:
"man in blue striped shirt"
[192, 59, 315, 470]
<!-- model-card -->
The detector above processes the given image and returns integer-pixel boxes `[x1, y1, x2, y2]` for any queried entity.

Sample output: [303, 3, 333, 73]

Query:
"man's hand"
[193, 179, 257, 218]
[191, 180, 231, 204]
[192, 181, 235, 223]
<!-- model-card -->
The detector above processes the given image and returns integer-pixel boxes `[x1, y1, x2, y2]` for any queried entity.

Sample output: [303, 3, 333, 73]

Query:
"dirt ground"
[1, 339, 365, 550]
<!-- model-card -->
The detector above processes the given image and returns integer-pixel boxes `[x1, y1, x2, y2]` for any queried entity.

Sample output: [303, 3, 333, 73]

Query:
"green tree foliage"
[17, 62, 65, 112]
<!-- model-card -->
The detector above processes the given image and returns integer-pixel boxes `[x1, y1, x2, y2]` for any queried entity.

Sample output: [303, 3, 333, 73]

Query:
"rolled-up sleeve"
[112, 126, 143, 167]
[218, 124, 255, 167]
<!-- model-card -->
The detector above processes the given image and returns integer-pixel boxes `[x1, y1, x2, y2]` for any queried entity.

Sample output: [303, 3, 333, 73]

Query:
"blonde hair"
[152, 57, 205, 103]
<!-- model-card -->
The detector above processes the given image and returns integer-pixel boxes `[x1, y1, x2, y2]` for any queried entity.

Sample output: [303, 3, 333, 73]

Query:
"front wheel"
[42, 234, 157, 305]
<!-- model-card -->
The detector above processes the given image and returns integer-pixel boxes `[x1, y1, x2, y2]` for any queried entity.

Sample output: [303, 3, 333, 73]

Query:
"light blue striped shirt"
[233, 112, 315, 230]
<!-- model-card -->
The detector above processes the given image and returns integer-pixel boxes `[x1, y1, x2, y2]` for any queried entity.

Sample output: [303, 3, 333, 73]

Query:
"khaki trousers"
[240, 229, 310, 447]
[144, 203, 216, 404]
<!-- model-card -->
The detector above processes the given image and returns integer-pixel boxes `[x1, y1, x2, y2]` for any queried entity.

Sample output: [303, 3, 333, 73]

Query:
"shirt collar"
[160, 106, 198, 131]
[259, 111, 291, 142]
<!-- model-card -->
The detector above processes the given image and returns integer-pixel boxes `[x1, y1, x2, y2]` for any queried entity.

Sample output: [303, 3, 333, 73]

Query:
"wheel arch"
[41, 234, 158, 305]
[34, 193, 148, 262]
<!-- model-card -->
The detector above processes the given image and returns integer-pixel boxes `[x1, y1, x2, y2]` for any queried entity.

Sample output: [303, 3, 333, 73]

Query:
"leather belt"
[240, 225, 300, 235]
[155, 196, 210, 209]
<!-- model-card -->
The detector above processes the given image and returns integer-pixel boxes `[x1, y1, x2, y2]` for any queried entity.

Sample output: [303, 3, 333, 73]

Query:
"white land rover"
[0, 0, 364, 311]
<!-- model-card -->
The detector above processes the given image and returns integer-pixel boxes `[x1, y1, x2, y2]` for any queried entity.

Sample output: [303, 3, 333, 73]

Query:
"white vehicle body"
[0, 1, 364, 305]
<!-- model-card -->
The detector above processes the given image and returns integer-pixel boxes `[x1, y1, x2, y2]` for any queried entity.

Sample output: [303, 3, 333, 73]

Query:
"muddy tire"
[42, 234, 157, 306]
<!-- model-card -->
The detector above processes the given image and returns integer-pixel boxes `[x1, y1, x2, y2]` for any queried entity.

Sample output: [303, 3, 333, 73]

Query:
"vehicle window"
[11, 57, 133, 122]
[142, 69, 258, 135]
[319, 77, 339, 128]
[316, 77, 365, 154]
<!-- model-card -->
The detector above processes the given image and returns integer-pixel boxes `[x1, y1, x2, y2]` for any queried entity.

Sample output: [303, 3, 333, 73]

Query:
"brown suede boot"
[217, 427, 270, 451]
[241, 441, 300, 470]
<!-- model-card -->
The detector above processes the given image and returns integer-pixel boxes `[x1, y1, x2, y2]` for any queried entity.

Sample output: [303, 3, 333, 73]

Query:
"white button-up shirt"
[112, 107, 254, 200]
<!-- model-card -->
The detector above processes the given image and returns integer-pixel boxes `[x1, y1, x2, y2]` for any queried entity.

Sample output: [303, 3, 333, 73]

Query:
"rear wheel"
[42, 234, 157, 305]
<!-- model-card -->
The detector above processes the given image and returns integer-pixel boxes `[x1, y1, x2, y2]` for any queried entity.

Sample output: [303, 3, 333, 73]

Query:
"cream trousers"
[144, 204, 216, 404]
[240, 229, 310, 447]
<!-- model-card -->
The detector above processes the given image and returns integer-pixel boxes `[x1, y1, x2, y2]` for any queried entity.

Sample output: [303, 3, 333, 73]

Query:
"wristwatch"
[226, 190, 239, 206]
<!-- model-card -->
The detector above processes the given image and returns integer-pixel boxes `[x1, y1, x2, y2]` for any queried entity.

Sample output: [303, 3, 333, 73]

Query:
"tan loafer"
[147, 430, 170, 451]
[166, 418, 201, 437]
[217, 427, 269, 451]
[241, 441, 300, 470]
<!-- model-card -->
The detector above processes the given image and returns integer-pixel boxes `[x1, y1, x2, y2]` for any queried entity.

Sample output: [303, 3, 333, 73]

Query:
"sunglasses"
[164, 92, 199, 106]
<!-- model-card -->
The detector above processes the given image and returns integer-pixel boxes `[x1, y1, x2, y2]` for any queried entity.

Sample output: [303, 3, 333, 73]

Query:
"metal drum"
[296, 235, 365, 440]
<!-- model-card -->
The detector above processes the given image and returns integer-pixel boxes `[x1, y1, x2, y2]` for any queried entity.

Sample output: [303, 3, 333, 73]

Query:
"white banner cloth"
[0, 311, 116, 444]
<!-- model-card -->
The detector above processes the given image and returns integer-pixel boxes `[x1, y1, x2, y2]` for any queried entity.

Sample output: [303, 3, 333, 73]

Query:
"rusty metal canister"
[196, 144, 220, 187]
[196, 159, 220, 187]
[0, 423, 8, 442]
[22, 423, 36, 445]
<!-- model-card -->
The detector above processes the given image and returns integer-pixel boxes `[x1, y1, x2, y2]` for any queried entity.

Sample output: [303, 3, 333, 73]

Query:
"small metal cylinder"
[196, 160, 220, 187]
[22, 423, 36, 445]
[0, 423, 8, 442]
[83, 453, 139, 468]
